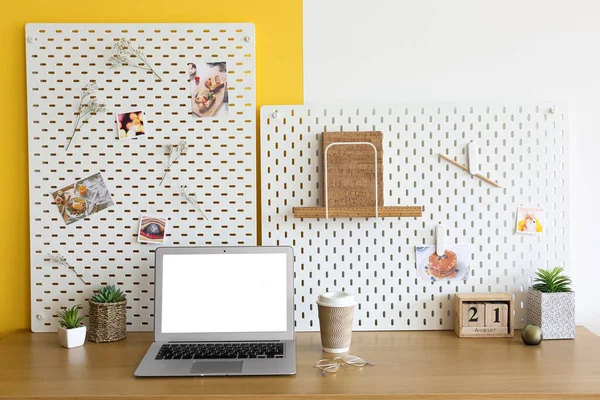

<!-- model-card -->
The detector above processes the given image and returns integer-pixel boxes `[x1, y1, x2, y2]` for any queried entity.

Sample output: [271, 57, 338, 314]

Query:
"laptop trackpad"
[191, 361, 243, 375]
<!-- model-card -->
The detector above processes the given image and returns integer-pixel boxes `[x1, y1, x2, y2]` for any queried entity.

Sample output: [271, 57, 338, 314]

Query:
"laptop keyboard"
[155, 342, 285, 360]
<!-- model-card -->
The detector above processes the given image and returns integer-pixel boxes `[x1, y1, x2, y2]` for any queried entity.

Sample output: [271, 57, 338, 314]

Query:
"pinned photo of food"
[188, 61, 229, 118]
[117, 110, 146, 140]
[52, 172, 115, 226]
[415, 244, 471, 283]
[516, 205, 545, 235]
[138, 215, 168, 244]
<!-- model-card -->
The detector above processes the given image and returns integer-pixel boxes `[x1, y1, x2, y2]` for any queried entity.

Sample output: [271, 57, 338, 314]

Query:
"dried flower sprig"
[109, 38, 163, 82]
[160, 140, 188, 186]
[47, 253, 89, 285]
[180, 185, 211, 221]
[67, 83, 107, 151]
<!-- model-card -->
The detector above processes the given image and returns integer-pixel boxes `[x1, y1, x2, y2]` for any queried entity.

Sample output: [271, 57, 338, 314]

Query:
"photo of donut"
[415, 244, 470, 283]
[138, 215, 168, 244]
[427, 250, 458, 279]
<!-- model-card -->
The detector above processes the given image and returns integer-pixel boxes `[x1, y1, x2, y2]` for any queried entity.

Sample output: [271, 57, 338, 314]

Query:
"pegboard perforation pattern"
[27, 23, 257, 332]
[261, 104, 569, 332]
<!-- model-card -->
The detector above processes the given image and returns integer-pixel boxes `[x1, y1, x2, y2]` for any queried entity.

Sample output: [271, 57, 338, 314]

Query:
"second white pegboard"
[261, 104, 569, 332]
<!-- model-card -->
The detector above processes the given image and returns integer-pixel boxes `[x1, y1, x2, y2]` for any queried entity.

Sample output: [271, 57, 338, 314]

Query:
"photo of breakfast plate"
[51, 172, 115, 226]
[415, 244, 470, 282]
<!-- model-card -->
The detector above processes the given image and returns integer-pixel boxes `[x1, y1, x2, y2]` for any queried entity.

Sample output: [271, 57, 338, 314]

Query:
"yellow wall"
[0, 0, 303, 339]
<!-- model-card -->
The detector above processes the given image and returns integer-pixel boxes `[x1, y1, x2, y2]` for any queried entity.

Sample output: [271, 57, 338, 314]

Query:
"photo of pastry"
[138, 215, 168, 244]
[516, 205, 545, 235]
[52, 172, 115, 226]
[116, 110, 146, 140]
[415, 244, 471, 282]
[189, 61, 229, 118]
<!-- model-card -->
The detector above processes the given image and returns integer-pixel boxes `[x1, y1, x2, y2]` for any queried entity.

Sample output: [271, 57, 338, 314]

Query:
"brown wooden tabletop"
[1, 327, 599, 399]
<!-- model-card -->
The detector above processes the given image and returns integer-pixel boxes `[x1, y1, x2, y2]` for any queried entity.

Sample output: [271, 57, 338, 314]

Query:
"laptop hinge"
[167, 340, 282, 343]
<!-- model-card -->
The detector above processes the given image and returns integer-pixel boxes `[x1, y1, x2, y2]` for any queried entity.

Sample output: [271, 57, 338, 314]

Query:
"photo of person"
[138, 215, 168, 244]
[116, 110, 146, 140]
[516, 205, 545, 235]
[189, 61, 229, 118]
[52, 172, 115, 226]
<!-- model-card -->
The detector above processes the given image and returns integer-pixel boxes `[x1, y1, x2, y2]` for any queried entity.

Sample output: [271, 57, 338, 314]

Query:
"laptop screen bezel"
[154, 246, 294, 342]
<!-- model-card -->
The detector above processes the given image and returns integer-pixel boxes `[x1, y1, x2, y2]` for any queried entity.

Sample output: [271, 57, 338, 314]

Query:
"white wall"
[303, 0, 600, 334]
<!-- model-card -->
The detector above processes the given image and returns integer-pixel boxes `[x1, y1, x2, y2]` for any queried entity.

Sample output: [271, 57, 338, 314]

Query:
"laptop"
[134, 246, 296, 377]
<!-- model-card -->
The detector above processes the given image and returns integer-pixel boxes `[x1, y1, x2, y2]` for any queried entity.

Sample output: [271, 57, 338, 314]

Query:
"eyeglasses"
[313, 354, 375, 376]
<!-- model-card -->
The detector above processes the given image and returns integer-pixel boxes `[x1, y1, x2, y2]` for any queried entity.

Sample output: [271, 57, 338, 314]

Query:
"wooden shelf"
[293, 206, 423, 218]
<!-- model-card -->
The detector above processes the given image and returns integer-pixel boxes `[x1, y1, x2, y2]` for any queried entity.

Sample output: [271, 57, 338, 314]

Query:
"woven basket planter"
[88, 300, 127, 343]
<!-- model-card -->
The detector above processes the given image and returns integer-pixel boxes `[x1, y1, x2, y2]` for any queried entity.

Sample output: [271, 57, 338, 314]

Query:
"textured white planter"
[527, 289, 575, 339]
[57, 326, 87, 348]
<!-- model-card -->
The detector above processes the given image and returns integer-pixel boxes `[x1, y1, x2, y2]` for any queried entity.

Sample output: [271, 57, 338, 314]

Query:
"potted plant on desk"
[527, 267, 575, 339]
[88, 285, 127, 343]
[57, 305, 86, 348]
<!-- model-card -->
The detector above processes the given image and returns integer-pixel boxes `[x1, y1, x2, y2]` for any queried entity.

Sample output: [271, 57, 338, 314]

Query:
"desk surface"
[1, 328, 600, 399]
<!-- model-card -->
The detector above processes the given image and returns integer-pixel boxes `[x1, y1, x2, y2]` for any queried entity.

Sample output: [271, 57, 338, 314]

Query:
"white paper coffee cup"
[317, 292, 355, 353]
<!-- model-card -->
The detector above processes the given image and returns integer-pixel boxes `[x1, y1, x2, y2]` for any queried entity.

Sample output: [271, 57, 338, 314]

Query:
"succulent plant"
[532, 267, 572, 293]
[58, 305, 84, 329]
[91, 285, 127, 303]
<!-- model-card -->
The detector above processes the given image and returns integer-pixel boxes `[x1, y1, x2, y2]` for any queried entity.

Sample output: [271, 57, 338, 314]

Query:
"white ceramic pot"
[57, 326, 87, 348]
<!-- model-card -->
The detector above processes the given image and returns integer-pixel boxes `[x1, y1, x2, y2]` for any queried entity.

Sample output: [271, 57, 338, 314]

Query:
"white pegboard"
[261, 104, 569, 332]
[26, 23, 256, 332]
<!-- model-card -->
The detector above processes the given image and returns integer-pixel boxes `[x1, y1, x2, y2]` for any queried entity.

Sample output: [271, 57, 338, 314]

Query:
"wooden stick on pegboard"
[439, 153, 501, 188]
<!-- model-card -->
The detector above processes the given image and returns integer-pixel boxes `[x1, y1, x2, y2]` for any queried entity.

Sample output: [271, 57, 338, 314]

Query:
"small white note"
[467, 141, 479, 175]
[435, 224, 445, 256]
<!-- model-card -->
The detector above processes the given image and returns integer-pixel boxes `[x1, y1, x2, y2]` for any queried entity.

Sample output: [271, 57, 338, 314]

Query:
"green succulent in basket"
[532, 267, 572, 293]
[58, 305, 84, 329]
[91, 285, 127, 303]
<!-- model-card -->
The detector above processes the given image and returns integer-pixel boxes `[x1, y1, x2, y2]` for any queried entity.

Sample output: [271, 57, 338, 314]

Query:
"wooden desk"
[1, 327, 600, 399]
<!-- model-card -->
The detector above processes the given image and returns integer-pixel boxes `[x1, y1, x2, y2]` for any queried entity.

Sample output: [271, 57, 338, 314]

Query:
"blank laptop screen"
[160, 253, 288, 333]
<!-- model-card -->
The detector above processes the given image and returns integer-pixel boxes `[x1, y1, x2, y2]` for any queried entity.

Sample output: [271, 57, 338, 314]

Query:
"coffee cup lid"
[317, 291, 355, 307]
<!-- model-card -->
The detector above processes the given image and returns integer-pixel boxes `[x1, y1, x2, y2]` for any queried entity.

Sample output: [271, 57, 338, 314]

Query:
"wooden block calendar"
[454, 293, 514, 338]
